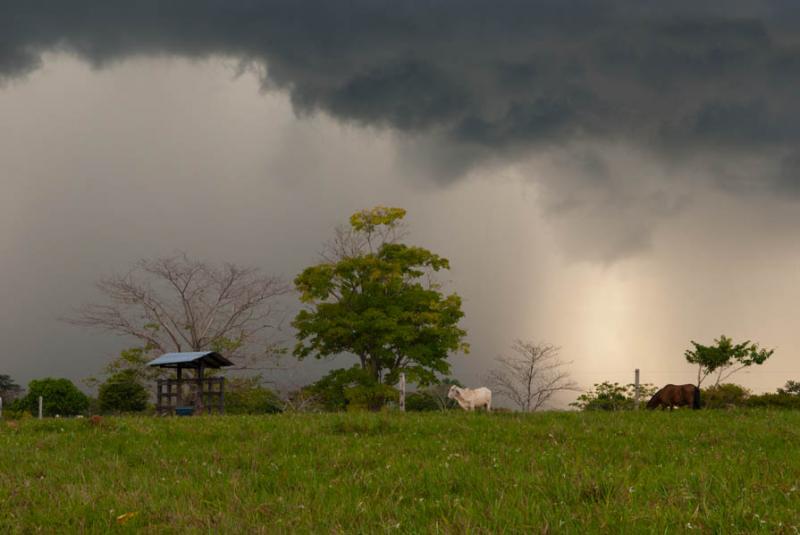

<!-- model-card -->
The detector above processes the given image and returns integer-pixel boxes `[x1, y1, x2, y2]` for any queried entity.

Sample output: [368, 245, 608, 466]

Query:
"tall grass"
[2, 411, 800, 533]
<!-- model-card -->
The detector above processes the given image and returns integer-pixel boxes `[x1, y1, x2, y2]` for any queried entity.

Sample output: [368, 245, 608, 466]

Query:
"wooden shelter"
[147, 351, 233, 415]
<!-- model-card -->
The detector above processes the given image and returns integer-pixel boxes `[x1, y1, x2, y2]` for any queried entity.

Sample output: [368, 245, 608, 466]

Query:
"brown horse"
[646, 384, 701, 410]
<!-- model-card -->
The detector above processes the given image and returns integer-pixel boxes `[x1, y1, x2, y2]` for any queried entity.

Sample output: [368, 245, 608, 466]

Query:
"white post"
[38, 396, 43, 419]
[634, 369, 641, 410]
[399, 373, 406, 412]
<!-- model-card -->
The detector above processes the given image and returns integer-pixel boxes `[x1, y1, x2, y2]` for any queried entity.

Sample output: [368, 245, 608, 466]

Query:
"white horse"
[447, 385, 492, 412]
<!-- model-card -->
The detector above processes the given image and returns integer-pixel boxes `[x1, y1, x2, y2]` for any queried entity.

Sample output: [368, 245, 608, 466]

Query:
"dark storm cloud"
[3, 0, 800, 190]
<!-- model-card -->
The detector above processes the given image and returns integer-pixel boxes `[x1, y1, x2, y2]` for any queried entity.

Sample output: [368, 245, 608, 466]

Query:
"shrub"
[225, 376, 283, 414]
[571, 381, 658, 411]
[344, 383, 398, 412]
[16, 378, 89, 416]
[745, 393, 800, 409]
[701, 383, 750, 409]
[303, 366, 398, 412]
[405, 391, 440, 412]
[98, 371, 149, 414]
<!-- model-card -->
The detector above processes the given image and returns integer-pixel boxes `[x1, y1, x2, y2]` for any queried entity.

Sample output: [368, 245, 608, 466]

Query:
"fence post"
[38, 396, 43, 419]
[399, 373, 406, 412]
[634, 369, 641, 410]
[0, 396, 3, 419]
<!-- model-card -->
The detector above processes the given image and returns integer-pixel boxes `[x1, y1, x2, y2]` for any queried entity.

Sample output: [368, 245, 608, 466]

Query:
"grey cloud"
[2, 3, 798, 147]
[3, 0, 800, 250]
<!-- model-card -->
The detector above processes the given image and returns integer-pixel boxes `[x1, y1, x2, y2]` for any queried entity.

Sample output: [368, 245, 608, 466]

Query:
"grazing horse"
[448, 385, 492, 412]
[646, 384, 701, 410]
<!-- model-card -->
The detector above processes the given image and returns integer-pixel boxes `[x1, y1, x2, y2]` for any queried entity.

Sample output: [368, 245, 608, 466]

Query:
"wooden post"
[399, 373, 406, 412]
[634, 368, 641, 410]
[196, 364, 204, 414]
[38, 396, 43, 419]
[176, 367, 183, 408]
[0, 396, 3, 419]
[220, 378, 225, 415]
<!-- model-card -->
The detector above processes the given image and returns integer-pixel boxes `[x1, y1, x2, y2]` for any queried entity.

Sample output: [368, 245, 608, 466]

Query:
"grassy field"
[2, 411, 800, 534]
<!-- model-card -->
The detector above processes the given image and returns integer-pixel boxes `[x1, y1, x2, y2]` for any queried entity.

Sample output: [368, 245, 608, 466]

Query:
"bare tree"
[486, 340, 579, 412]
[66, 253, 291, 369]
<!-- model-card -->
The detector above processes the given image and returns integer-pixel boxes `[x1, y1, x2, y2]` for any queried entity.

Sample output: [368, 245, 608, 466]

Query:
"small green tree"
[0, 374, 22, 401]
[685, 335, 774, 387]
[98, 370, 149, 413]
[293, 207, 469, 387]
[86, 345, 165, 389]
[17, 378, 89, 416]
[571, 381, 658, 411]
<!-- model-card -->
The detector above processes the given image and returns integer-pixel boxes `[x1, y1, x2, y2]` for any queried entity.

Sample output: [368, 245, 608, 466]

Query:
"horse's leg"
[486, 398, 492, 412]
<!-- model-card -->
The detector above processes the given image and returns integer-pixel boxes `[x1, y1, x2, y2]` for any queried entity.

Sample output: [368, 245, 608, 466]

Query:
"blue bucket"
[175, 406, 195, 416]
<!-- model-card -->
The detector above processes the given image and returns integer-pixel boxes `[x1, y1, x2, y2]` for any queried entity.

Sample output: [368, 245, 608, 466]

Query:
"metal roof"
[147, 351, 234, 368]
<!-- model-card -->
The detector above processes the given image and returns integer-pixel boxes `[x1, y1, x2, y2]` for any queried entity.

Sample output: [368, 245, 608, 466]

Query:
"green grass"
[2, 411, 800, 533]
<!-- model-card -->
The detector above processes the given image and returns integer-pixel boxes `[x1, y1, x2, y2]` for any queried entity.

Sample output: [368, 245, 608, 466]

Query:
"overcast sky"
[2, 1, 800, 405]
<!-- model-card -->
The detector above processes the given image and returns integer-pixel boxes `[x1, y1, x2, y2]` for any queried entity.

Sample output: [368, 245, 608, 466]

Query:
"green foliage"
[571, 381, 658, 411]
[15, 378, 89, 416]
[405, 391, 440, 412]
[98, 371, 149, 414]
[302, 366, 399, 412]
[86, 345, 164, 389]
[349, 206, 407, 235]
[685, 335, 774, 386]
[700, 383, 750, 409]
[344, 382, 399, 412]
[293, 207, 469, 386]
[224, 375, 283, 415]
[745, 393, 800, 409]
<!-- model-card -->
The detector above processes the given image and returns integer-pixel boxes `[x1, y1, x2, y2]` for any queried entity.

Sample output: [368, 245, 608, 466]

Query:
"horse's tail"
[692, 386, 701, 410]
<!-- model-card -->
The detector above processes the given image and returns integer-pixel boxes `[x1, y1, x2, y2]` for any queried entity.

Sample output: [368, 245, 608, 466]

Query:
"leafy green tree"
[16, 378, 89, 416]
[0, 374, 22, 401]
[225, 375, 283, 414]
[571, 381, 658, 411]
[98, 370, 149, 413]
[293, 207, 469, 387]
[685, 335, 774, 387]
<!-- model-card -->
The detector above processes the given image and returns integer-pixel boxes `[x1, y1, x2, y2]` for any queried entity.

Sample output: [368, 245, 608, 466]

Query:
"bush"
[16, 378, 89, 416]
[344, 383, 398, 412]
[701, 383, 750, 409]
[405, 391, 440, 412]
[745, 393, 800, 409]
[571, 381, 658, 411]
[303, 367, 397, 412]
[225, 376, 283, 414]
[98, 371, 149, 414]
